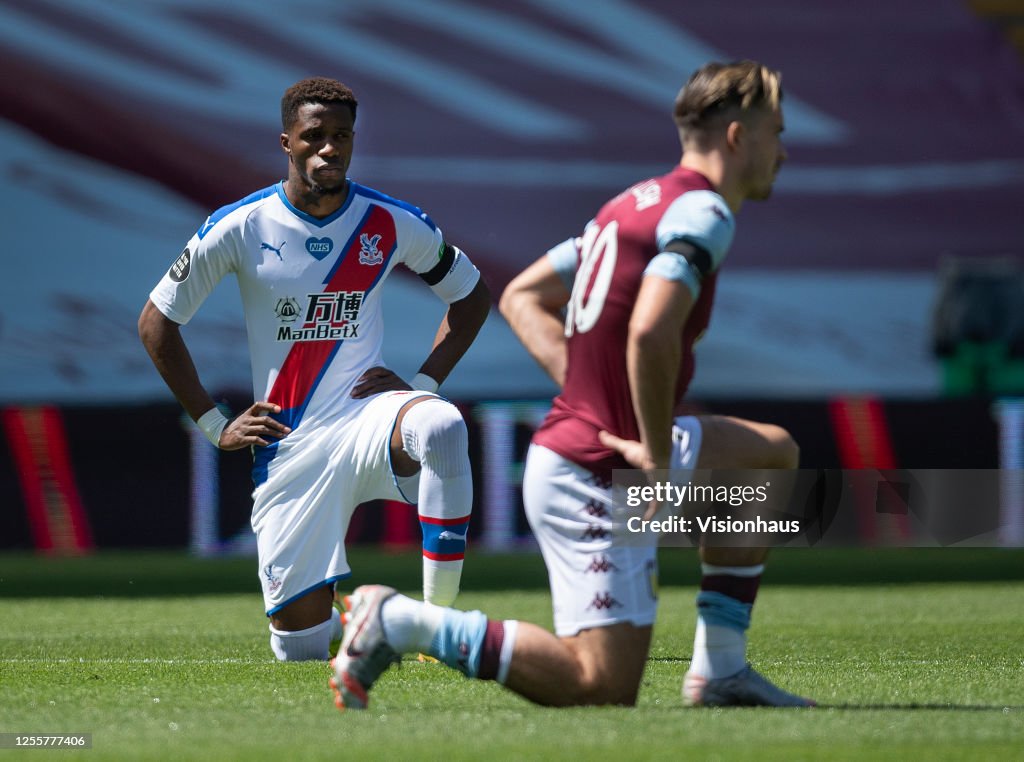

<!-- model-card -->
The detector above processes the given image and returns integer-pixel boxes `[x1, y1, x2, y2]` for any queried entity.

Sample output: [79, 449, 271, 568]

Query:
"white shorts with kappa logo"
[523, 416, 702, 637]
[251, 389, 436, 614]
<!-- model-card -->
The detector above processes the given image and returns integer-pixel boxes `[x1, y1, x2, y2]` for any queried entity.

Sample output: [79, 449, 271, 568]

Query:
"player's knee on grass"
[579, 676, 641, 706]
[267, 585, 337, 660]
[550, 665, 641, 707]
[269, 615, 338, 662]
[560, 626, 648, 706]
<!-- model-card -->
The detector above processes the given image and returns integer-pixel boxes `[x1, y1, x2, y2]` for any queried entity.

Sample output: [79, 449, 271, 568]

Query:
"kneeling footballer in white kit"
[139, 77, 490, 662]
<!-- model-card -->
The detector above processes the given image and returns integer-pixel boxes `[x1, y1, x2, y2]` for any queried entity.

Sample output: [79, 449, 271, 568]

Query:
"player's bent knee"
[402, 398, 469, 466]
[750, 422, 799, 469]
[769, 427, 800, 469]
[419, 400, 468, 449]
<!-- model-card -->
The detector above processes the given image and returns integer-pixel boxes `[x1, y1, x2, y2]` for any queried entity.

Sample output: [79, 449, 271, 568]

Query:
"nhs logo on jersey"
[305, 236, 334, 260]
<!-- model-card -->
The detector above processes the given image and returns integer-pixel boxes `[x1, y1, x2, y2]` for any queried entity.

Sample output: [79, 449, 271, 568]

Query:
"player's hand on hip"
[350, 366, 412, 398]
[598, 430, 660, 471]
[220, 402, 291, 450]
[599, 430, 666, 520]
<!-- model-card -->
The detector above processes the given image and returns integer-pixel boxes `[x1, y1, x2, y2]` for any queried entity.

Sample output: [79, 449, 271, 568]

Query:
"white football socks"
[422, 558, 464, 608]
[400, 398, 473, 607]
[380, 594, 446, 654]
[689, 563, 764, 679]
[269, 616, 334, 662]
[497, 620, 519, 685]
[689, 615, 747, 680]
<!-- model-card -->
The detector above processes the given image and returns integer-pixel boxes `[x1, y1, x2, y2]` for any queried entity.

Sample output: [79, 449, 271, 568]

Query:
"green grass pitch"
[1, 548, 1022, 760]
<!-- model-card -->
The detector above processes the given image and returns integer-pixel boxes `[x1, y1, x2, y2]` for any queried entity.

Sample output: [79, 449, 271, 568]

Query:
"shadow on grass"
[1, 547, 1023, 598]
[813, 703, 1022, 712]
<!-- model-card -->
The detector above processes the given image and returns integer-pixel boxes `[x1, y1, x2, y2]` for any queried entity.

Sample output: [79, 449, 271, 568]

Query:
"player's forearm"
[499, 254, 573, 387]
[500, 292, 567, 387]
[138, 301, 217, 421]
[627, 328, 680, 470]
[625, 275, 693, 469]
[418, 278, 491, 385]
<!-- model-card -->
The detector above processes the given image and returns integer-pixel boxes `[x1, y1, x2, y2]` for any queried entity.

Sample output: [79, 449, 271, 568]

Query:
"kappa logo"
[305, 236, 334, 260]
[582, 499, 610, 519]
[358, 233, 384, 265]
[169, 248, 191, 282]
[586, 592, 623, 611]
[584, 555, 619, 574]
[579, 524, 610, 541]
[263, 565, 283, 596]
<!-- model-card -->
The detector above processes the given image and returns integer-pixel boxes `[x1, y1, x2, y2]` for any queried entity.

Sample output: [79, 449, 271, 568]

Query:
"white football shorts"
[523, 416, 702, 636]
[251, 389, 435, 614]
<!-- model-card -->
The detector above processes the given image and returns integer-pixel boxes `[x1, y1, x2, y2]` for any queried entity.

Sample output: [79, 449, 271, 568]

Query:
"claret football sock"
[400, 399, 473, 607]
[689, 563, 764, 680]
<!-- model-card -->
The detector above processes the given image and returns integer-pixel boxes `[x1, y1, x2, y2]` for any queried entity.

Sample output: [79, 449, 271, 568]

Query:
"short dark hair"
[280, 77, 358, 130]
[673, 61, 781, 138]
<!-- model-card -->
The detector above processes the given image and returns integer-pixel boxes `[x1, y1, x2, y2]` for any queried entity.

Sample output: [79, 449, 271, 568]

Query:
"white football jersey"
[150, 181, 478, 477]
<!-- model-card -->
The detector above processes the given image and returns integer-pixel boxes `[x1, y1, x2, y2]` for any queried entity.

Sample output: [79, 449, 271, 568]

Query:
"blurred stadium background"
[2, 0, 1024, 555]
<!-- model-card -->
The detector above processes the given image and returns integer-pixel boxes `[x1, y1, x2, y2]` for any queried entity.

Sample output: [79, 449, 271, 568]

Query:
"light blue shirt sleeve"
[545, 237, 579, 292]
[645, 189, 735, 298]
[655, 189, 735, 270]
[643, 251, 703, 298]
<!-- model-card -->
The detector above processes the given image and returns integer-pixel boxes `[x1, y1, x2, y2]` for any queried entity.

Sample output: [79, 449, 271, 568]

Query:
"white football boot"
[329, 585, 401, 711]
[683, 664, 816, 707]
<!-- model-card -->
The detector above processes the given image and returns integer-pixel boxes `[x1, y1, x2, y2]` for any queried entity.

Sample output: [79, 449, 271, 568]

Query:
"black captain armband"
[662, 238, 714, 282]
[419, 242, 458, 286]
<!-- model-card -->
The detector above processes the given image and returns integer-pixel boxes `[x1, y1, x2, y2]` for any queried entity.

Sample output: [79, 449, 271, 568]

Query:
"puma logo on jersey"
[261, 241, 286, 260]
[359, 233, 383, 265]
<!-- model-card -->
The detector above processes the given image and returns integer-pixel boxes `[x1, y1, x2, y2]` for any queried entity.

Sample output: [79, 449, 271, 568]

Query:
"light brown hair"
[673, 61, 782, 142]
